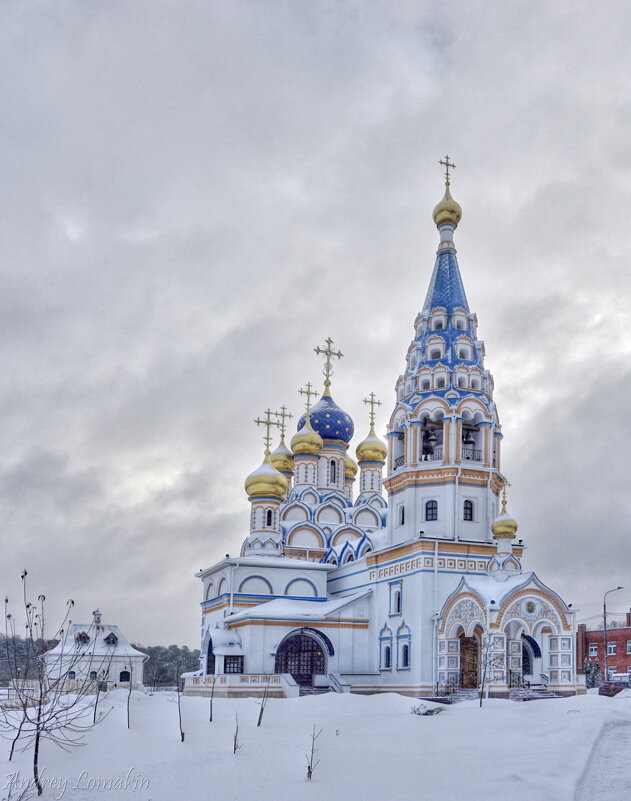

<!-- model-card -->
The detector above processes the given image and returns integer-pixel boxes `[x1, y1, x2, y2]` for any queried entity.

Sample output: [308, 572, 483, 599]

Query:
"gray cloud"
[1, 1, 631, 643]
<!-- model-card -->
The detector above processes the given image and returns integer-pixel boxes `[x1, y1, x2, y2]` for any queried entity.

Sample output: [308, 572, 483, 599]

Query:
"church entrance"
[274, 631, 326, 686]
[459, 634, 479, 689]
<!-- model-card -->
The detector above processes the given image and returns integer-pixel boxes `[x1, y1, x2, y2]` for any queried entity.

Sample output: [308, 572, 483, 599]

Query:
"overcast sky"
[1, 1, 630, 647]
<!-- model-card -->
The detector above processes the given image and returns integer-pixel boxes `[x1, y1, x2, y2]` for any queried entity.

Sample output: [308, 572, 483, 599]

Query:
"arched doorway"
[521, 633, 542, 682]
[119, 670, 130, 682]
[459, 632, 479, 689]
[274, 630, 327, 686]
[206, 637, 215, 675]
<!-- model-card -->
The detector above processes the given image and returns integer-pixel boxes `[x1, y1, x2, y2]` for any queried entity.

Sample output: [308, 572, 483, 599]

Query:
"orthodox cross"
[501, 479, 512, 509]
[363, 392, 382, 427]
[254, 408, 281, 453]
[439, 154, 456, 183]
[273, 404, 293, 438]
[314, 337, 343, 390]
[299, 382, 319, 417]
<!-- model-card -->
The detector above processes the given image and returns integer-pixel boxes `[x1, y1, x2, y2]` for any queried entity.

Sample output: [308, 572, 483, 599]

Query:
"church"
[185, 162, 579, 699]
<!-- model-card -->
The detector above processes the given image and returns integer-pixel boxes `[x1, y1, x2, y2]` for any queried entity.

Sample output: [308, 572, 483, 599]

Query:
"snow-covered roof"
[224, 590, 371, 624]
[45, 623, 148, 660]
[462, 572, 533, 606]
[197, 556, 336, 578]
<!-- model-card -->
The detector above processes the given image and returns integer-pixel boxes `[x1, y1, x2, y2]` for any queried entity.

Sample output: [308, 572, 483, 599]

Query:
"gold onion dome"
[491, 497, 518, 539]
[344, 454, 358, 479]
[290, 417, 323, 456]
[269, 435, 294, 474]
[432, 181, 462, 228]
[356, 424, 388, 463]
[244, 452, 288, 499]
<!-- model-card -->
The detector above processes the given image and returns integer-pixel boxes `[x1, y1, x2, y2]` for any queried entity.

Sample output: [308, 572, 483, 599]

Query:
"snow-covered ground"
[2, 690, 631, 800]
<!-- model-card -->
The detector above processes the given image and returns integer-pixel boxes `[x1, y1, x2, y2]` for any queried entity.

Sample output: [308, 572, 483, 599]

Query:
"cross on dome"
[314, 337, 343, 394]
[501, 479, 512, 511]
[298, 382, 319, 417]
[362, 392, 382, 427]
[273, 405, 293, 438]
[439, 154, 456, 183]
[254, 408, 281, 453]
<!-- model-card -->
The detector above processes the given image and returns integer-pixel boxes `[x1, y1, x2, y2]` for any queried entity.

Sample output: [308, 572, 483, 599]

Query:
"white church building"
[185, 166, 578, 699]
[45, 610, 148, 690]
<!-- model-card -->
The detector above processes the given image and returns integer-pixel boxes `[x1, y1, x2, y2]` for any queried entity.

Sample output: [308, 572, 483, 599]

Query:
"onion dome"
[356, 424, 388, 463]
[297, 391, 354, 443]
[269, 435, 294, 474]
[344, 454, 358, 479]
[244, 452, 288, 499]
[432, 182, 462, 228]
[290, 416, 323, 455]
[491, 496, 518, 539]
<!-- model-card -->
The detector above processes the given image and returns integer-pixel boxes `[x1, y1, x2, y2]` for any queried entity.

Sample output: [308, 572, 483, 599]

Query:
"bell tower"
[384, 159, 504, 545]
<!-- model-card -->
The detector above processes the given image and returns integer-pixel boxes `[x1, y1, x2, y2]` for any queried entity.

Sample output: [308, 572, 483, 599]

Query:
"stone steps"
[298, 686, 332, 696]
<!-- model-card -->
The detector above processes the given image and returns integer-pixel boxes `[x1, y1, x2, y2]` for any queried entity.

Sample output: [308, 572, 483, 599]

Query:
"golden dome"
[356, 424, 388, 463]
[491, 497, 518, 539]
[344, 454, 358, 479]
[269, 435, 294, 474]
[244, 453, 288, 499]
[432, 182, 462, 228]
[290, 417, 323, 456]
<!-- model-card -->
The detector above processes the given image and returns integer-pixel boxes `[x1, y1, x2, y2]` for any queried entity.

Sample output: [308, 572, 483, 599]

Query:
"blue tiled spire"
[422, 250, 469, 315]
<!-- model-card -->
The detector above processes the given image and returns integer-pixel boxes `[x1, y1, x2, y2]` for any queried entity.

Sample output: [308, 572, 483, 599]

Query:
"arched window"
[67, 671, 76, 680]
[89, 671, 97, 680]
[399, 506, 405, 526]
[266, 509, 273, 527]
[425, 500, 438, 521]
[384, 646, 391, 668]
[459, 348, 468, 359]
[434, 320, 443, 330]
[119, 670, 131, 683]
[436, 377, 445, 388]
[430, 349, 441, 360]
[402, 644, 409, 668]
[330, 460, 336, 483]
[421, 379, 430, 390]
[464, 500, 474, 521]
[458, 376, 466, 387]
[471, 378, 480, 389]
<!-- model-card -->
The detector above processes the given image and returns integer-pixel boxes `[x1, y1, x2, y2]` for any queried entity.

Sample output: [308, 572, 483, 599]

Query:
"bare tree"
[0, 571, 111, 796]
[196, 672, 217, 722]
[478, 632, 505, 707]
[232, 712, 242, 754]
[126, 663, 133, 729]
[256, 677, 271, 727]
[175, 663, 185, 742]
[305, 725, 322, 781]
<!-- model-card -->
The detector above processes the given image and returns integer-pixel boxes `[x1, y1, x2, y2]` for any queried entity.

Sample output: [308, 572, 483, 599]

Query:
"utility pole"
[603, 586, 624, 680]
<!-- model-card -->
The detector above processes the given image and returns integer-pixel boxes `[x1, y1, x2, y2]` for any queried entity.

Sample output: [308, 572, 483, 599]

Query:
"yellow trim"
[227, 619, 369, 630]
[366, 539, 496, 567]
[494, 588, 570, 629]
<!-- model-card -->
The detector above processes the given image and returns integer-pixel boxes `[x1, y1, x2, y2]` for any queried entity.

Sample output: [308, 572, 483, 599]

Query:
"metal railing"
[461, 448, 482, 461]
[508, 669, 524, 688]
[393, 456, 405, 469]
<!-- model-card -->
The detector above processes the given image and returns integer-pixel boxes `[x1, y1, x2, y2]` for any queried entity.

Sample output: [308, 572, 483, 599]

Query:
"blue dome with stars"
[298, 393, 354, 443]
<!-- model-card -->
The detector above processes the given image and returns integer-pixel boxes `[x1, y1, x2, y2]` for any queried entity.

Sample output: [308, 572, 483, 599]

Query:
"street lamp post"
[603, 586, 624, 680]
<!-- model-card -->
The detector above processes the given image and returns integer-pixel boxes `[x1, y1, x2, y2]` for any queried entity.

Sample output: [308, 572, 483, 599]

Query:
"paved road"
[576, 721, 631, 801]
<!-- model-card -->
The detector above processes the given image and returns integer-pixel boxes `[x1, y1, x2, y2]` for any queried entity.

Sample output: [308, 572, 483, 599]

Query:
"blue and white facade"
[186, 177, 579, 699]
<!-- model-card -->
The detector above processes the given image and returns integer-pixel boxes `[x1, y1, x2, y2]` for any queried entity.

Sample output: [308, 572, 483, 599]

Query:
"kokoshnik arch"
[185, 161, 578, 699]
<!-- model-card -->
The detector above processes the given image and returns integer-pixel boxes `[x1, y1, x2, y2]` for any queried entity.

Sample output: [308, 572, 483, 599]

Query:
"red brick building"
[577, 609, 631, 679]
